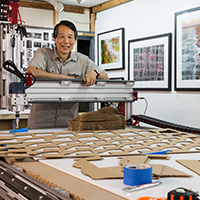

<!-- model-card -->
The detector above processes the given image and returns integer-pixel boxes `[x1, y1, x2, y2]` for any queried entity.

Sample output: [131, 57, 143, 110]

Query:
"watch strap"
[94, 70, 100, 78]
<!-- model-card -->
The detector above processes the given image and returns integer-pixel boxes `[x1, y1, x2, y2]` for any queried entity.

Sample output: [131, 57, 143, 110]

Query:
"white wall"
[59, 9, 90, 32]
[19, 7, 54, 28]
[95, 0, 200, 128]
[19, 7, 90, 31]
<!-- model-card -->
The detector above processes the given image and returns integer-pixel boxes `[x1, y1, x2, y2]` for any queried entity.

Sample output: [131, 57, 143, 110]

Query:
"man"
[27, 20, 109, 129]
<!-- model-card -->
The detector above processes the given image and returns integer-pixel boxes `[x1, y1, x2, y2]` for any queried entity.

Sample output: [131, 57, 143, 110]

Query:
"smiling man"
[26, 20, 109, 129]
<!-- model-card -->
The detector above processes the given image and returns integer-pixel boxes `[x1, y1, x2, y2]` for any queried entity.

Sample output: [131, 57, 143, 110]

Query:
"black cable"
[11, 35, 15, 61]
[3, 60, 28, 83]
[3, 60, 36, 89]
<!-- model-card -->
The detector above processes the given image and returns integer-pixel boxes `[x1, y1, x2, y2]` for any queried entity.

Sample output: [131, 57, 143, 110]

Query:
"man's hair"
[53, 20, 78, 40]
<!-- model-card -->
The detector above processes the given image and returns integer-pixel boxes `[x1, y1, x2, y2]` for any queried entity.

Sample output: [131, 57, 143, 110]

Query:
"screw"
[24, 186, 28, 191]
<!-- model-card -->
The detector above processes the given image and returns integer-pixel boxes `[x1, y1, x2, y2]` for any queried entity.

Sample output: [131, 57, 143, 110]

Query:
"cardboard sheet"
[176, 160, 200, 176]
[73, 155, 191, 180]
[1, 128, 200, 158]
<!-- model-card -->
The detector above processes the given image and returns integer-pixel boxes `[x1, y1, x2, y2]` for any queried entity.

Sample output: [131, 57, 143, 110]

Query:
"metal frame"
[26, 79, 135, 103]
[0, 22, 24, 109]
[174, 6, 200, 91]
[0, 160, 72, 200]
[128, 33, 172, 91]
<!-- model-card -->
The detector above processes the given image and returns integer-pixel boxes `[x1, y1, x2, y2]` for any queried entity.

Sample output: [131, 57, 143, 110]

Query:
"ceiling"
[57, 0, 111, 7]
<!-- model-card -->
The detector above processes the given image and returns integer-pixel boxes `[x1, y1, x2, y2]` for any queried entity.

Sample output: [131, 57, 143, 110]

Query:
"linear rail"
[0, 161, 72, 200]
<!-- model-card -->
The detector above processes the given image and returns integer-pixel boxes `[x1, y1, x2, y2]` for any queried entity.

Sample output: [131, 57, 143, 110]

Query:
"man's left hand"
[83, 71, 97, 86]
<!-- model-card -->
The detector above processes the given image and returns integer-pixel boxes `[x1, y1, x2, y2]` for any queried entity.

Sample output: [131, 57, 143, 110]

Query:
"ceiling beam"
[92, 0, 133, 13]
[19, 1, 85, 14]
[63, 5, 85, 14]
[53, 10, 58, 27]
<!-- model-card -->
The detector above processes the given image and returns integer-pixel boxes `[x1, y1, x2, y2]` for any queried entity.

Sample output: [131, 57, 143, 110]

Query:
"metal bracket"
[125, 81, 134, 86]
[96, 81, 106, 86]
[60, 81, 71, 86]
[124, 97, 133, 101]
[95, 96, 107, 101]
[59, 97, 72, 101]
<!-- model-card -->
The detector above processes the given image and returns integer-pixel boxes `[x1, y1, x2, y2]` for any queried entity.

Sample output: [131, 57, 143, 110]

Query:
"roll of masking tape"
[123, 164, 152, 186]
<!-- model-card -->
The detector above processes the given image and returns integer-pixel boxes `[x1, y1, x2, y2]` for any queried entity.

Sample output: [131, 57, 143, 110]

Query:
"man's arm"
[98, 72, 109, 80]
[83, 70, 109, 86]
[27, 66, 74, 79]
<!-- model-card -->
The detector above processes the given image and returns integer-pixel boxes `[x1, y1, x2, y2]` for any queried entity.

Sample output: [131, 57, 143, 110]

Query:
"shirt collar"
[53, 47, 77, 63]
[53, 47, 59, 60]
[70, 51, 77, 61]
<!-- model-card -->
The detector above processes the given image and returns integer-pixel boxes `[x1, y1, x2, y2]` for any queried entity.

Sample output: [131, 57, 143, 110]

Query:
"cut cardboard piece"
[176, 160, 200, 176]
[73, 156, 123, 179]
[119, 155, 170, 166]
[119, 155, 150, 166]
[74, 159, 123, 180]
[150, 164, 192, 178]
[73, 156, 192, 180]
[0, 128, 200, 158]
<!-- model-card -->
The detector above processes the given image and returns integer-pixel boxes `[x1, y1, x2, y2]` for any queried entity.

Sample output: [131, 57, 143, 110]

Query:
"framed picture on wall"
[128, 33, 172, 91]
[23, 26, 55, 72]
[175, 7, 200, 91]
[97, 28, 125, 71]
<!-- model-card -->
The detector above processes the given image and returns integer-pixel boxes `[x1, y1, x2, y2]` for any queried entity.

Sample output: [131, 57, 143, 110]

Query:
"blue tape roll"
[123, 164, 152, 186]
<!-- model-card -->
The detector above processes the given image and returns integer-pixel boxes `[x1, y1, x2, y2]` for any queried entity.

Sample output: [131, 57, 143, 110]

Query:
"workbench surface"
[40, 152, 200, 199]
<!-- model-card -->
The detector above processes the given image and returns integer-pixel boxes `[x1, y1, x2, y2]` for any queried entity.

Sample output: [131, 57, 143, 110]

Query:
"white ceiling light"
[76, 0, 85, 3]
[44, 0, 64, 12]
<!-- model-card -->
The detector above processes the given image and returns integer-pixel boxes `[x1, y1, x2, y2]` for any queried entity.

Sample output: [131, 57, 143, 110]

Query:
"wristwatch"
[94, 69, 100, 78]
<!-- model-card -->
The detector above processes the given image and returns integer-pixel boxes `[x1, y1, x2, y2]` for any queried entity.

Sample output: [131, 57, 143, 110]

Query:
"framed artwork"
[128, 33, 172, 91]
[97, 28, 125, 71]
[175, 7, 200, 91]
[23, 26, 55, 72]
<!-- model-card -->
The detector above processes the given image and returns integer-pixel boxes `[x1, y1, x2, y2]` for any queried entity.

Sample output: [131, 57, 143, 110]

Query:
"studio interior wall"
[19, 7, 90, 31]
[95, 0, 200, 128]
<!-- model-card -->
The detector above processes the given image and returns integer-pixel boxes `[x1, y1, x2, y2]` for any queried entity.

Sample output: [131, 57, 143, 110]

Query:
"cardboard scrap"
[68, 107, 126, 131]
[119, 155, 149, 166]
[73, 155, 192, 180]
[150, 164, 192, 178]
[73, 157, 123, 180]
[176, 160, 200, 176]
[119, 154, 170, 166]
[119, 156, 191, 179]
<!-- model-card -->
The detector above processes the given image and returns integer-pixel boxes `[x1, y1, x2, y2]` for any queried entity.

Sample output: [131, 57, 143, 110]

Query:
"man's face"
[54, 25, 76, 58]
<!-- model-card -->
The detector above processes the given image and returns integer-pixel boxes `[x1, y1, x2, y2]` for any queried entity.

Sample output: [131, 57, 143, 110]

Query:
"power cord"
[138, 97, 148, 115]
[128, 97, 148, 126]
